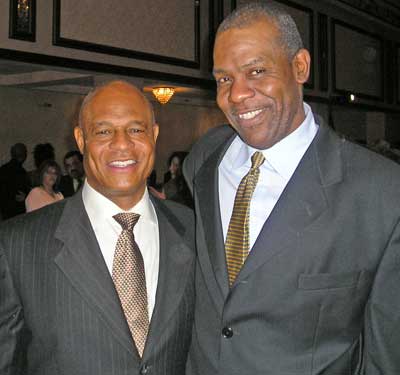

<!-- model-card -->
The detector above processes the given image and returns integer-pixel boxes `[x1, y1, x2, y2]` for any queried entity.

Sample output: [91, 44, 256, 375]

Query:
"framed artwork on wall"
[9, 0, 36, 42]
[332, 20, 384, 101]
[53, 0, 200, 68]
[397, 44, 400, 104]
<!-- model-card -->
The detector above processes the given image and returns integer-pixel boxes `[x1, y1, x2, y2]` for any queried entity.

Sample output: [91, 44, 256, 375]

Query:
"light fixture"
[152, 87, 175, 104]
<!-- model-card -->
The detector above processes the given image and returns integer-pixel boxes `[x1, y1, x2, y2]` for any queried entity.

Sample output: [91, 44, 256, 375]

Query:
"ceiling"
[0, 58, 216, 105]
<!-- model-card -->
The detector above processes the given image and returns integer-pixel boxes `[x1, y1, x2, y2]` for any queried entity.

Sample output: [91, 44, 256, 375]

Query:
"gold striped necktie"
[112, 212, 149, 357]
[225, 151, 265, 286]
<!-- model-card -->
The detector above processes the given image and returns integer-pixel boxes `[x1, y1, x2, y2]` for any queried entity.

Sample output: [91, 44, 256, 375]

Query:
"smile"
[238, 109, 263, 120]
[109, 159, 137, 167]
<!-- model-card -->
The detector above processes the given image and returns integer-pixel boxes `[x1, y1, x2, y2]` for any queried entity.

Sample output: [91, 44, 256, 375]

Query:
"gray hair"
[78, 80, 155, 128]
[217, 1, 303, 59]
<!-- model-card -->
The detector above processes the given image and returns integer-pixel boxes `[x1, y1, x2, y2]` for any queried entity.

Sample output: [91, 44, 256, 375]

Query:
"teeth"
[238, 109, 262, 120]
[110, 160, 136, 167]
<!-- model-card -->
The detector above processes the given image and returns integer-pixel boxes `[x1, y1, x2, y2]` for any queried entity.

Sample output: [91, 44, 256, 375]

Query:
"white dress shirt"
[82, 182, 160, 318]
[219, 102, 319, 250]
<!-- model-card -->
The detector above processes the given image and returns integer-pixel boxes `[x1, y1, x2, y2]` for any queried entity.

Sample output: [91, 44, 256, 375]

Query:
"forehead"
[214, 19, 281, 64]
[82, 85, 152, 126]
[65, 155, 80, 164]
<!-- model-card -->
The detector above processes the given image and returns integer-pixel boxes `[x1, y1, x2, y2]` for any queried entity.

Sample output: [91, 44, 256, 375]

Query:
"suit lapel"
[235, 125, 343, 284]
[194, 130, 236, 304]
[53, 193, 137, 357]
[143, 198, 194, 357]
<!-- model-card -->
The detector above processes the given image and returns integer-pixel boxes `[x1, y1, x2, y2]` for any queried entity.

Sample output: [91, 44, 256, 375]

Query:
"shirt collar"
[82, 181, 157, 225]
[229, 102, 318, 180]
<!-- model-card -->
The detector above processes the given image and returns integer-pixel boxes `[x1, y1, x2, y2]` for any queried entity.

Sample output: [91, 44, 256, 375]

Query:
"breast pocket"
[298, 270, 366, 290]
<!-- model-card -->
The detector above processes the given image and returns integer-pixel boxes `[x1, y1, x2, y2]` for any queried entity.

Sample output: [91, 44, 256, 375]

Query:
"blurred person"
[25, 159, 63, 212]
[149, 152, 193, 207]
[29, 142, 55, 187]
[0, 143, 30, 219]
[162, 152, 192, 207]
[59, 150, 85, 197]
[0, 80, 195, 375]
[184, 2, 400, 374]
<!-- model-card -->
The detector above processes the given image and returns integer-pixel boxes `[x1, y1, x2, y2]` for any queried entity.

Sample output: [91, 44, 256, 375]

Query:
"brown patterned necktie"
[112, 212, 149, 357]
[225, 151, 265, 286]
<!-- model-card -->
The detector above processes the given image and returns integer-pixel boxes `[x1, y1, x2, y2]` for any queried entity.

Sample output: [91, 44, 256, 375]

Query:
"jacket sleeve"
[364, 218, 400, 374]
[0, 244, 25, 375]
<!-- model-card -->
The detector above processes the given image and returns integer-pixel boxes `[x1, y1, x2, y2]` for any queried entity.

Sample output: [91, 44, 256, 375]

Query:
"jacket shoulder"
[183, 125, 233, 188]
[189, 124, 233, 160]
[0, 200, 66, 246]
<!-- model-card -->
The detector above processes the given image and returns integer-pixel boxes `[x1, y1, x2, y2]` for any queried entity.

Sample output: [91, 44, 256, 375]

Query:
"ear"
[74, 126, 85, 154]
[152, 123, 159, 143]
[292, 48, 311, 84]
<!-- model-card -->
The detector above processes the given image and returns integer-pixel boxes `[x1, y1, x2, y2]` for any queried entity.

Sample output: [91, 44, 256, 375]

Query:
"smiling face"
[74, 82, 159, 210]
[213, 18, 310, 149]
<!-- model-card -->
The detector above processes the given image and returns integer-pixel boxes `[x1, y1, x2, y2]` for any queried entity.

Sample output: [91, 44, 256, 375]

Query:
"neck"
[42, 184, 54, 195]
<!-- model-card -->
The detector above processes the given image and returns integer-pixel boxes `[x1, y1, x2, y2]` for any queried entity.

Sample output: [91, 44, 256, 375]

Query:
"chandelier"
[152, 87, 175, 104]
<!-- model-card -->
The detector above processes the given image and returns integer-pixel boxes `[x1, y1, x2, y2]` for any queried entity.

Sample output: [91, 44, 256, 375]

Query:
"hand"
[15, 191, 26, 202]
[148, 186, 166, 200]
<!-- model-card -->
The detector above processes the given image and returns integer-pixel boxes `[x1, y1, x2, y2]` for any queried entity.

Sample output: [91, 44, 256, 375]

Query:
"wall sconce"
[152, 87, 175, 104]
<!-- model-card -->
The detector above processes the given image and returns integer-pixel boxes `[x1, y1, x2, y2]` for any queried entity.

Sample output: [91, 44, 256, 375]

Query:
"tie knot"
[251, 151, 265, 170]
[113, 212, 140, 231]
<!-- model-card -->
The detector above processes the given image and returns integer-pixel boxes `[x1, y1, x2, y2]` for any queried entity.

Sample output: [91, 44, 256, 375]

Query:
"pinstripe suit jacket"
[184, 123, 400, 375]
[0, 191, 195, 375]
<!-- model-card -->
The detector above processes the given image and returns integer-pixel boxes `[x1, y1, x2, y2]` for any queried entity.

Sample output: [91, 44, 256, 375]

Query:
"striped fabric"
[225, 151, 265, 286]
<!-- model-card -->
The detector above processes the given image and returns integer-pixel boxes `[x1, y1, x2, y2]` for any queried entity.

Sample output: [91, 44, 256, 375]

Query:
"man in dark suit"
[59, 150, 85, 197]
[184, 3, 400, 374]
[0, 81, 195, 375]
[0, 143, 30, 220]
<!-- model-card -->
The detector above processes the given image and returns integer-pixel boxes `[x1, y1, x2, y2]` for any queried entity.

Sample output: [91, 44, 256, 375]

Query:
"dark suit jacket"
[0, 191, 195, 375]
[59, 175, 82, 198]
[0, 159, 30, 219]
[183, 123, 400, 375]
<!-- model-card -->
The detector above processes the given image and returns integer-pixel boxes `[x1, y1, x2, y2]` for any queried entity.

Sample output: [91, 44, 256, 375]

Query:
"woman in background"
[162, 151, 193, 208]
[25, 160, 63, 212]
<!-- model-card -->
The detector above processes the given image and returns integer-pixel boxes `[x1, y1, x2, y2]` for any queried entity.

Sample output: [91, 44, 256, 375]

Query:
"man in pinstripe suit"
[0, 81, 195, 375]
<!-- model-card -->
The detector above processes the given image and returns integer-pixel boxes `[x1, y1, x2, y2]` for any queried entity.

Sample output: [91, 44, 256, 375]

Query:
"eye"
[127, 127, 145, 135]
[216, 76, 231, 86]
[95, 128, 112, 136]
[250, 68, 265, 76]
[92, 127, 113, 139]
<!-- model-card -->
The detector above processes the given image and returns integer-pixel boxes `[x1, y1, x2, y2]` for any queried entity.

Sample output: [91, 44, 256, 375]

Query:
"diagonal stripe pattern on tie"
[225, 151, 265, 286]
[112, 212, 149, 357]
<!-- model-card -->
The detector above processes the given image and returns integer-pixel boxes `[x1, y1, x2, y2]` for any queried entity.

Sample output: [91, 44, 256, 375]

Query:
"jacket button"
[140, 364, 149, 374]
[222, 326, 233, 338]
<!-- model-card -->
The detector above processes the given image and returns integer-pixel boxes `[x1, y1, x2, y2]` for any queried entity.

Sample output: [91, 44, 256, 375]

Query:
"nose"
[229, 77, 255, 104]
[110, 129, 132, 151]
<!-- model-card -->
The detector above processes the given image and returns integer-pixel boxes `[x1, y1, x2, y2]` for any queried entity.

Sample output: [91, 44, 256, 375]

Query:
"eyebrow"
[213, 57, 265, 76]
[93, 119, 145, 126]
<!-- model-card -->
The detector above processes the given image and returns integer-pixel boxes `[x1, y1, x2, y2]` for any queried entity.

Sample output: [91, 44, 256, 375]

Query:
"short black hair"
[64, 150, 83, 163]
[33, 143, 55, 168]
[10, 143, 27, 159]
[167, 151, 189, 168]
[217, 1, 303, 60]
